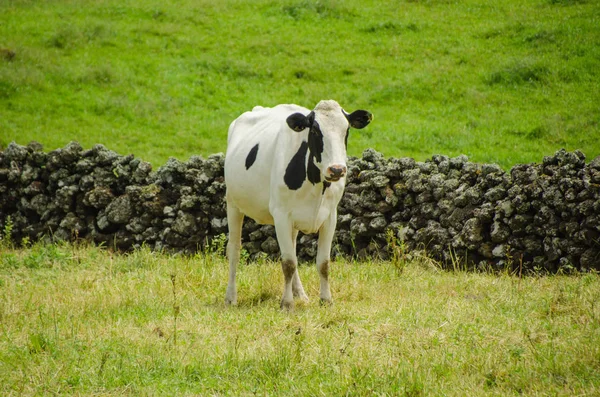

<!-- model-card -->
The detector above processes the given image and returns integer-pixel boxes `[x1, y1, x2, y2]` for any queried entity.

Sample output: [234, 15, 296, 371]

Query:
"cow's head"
[286, 100, 372, 183]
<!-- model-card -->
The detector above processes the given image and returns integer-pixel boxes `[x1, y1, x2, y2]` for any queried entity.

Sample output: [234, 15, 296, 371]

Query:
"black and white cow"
[224, 100, 372, 309]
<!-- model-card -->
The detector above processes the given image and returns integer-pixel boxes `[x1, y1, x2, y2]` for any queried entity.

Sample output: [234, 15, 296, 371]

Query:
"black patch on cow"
[307, 153, 321, 185]
[344, 127, 349, 149]
[284, 141, 308, 190]
[322, 181, 331, 194]
[308, 120, 324, 163]
[245, 143, 259, 170]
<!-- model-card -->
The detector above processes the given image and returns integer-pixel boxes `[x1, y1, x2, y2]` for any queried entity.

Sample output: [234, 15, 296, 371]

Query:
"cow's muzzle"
[325, 165, 347, 182]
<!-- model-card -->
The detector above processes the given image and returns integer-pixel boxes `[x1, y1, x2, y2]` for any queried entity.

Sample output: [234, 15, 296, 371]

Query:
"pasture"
[1, 0, 599, 168]
[2, 1, 600, 395]
[1, 242, 599, 395]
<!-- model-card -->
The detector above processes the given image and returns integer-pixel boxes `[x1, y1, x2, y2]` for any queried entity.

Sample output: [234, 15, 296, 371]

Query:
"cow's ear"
[346, 110, 373, 129]
[286, 112, 313, 132]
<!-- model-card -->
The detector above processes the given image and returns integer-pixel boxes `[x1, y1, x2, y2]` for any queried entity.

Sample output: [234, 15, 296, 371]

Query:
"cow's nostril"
[329, 165, 347, 177]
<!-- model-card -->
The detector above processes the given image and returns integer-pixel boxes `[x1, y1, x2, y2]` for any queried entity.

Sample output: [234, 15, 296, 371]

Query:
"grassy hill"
[1, 0, 599, 168]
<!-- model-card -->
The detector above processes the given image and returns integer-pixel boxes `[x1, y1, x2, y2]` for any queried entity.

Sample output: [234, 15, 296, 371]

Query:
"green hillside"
[1, 0, 599, 168]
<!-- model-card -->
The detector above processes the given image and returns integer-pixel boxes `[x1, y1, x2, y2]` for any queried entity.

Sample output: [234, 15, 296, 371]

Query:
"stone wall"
[1, 141, 599, 272]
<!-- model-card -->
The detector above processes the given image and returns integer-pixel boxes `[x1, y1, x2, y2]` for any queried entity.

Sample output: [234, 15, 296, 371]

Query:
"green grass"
[1, 242, 599, 395]
[3, 3, 600, 393]
[0, 0, 600, 396]
[1, 0, 599, 169]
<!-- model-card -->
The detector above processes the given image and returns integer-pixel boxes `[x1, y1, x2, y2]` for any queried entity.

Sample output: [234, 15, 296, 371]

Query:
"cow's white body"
[224, 100, 372, 309]
[225, 104, 345, 233]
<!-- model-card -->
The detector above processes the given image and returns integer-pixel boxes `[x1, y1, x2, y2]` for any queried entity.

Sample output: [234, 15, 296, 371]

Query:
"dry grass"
[1, 242, 599, 395]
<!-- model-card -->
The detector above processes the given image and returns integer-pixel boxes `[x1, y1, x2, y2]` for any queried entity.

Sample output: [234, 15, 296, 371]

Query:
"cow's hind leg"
[225, 200, 244, 305]
[291, 229, 309, 302]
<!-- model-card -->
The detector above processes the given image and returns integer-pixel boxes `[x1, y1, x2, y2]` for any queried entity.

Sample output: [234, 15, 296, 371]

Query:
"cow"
[224, 100, 373, 309]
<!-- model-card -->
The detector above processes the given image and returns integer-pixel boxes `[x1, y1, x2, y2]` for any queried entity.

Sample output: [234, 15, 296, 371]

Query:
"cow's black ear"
[346, 110, 373, 129]
[286, 112, 313, 132]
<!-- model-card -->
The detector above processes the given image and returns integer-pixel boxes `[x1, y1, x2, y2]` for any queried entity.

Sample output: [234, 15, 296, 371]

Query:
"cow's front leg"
[291, 229, 309, 302]
[274, 216, 297, 310]
[316, 212, 337, 304]
[225, 200, 244, 305]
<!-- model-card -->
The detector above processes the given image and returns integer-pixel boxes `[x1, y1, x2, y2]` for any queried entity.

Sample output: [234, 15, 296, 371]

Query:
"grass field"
[1, 0, 600, 168]
[2, 2, 600, 395]
[1, 242, 599, 395]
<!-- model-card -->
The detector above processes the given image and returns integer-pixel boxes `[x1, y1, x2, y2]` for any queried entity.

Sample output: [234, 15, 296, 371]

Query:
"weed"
[170, 272, 180, 347]
[386, 228, 408, 274]
[1, 215, 13, 247]
[207, 233, 227, 257]
[448, 246, 468, 272]
[239, 248, 251, 264]
[557, 259, 576, 275]
[503, 244, 515, 275]
[21, 236, 31, 248]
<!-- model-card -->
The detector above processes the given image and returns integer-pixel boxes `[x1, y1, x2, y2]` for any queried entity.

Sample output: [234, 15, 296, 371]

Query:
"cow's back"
[225, 104, 309, 225]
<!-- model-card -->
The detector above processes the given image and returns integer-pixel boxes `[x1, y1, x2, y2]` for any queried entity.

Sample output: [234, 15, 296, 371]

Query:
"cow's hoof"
[319, 298, 333, 306]
[225, 295, 237, 306]
[297, 293, 310, 303]
[280, 299, 294, 311]
[225, 286, 237, 306]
